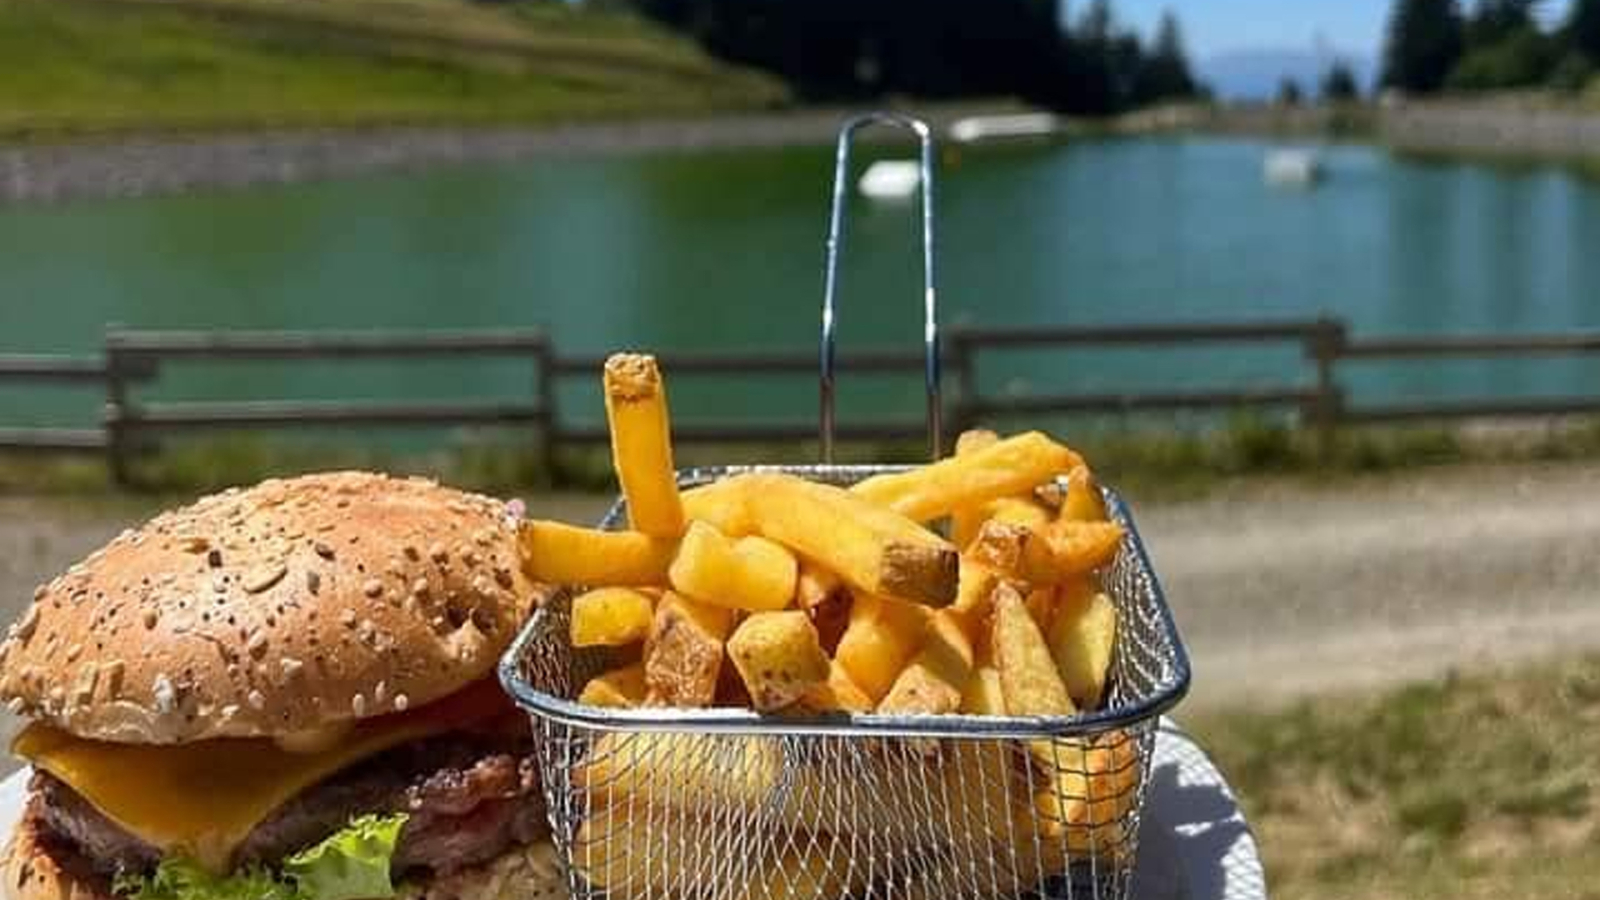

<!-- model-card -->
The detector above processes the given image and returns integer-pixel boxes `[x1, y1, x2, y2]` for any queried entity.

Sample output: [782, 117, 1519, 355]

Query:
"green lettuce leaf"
[283, 814, 409, 900]
[113, 813, 409, 900]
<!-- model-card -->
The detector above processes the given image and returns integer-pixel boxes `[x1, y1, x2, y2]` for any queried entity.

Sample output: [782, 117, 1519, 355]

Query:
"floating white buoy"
[948, 113, 1062, 144]
[1264, 149, 1324, 188]
[857, 160, 921, 200]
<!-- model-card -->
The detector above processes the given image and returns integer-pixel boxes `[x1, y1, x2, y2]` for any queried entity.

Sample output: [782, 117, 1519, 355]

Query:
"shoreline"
[0, 104, 1018, 205]
[6, 98, 1600, 206]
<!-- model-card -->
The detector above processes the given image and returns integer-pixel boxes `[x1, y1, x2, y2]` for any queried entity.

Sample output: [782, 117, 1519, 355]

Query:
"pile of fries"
[520, 353, 1141, 897]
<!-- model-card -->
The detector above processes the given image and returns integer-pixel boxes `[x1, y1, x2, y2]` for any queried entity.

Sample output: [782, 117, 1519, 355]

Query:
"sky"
[1107, 0, 1576, 59]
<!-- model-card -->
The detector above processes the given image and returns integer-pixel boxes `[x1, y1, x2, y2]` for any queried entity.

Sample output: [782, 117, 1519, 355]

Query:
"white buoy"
[858, 160, 921, 200]
[948, 113, 1062, 144]
[1264, 149, 1323, 188]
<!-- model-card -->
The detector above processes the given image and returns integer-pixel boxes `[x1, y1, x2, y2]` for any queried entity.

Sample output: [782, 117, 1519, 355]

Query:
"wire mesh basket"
[497, 114, 1192, 900]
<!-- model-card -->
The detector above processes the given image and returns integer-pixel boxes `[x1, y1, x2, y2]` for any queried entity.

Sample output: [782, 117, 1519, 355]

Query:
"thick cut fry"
[793, 562, 841, 612]
[834, 593, 927, 702]
[643, 592, 733, 707]
[953, 560, 1000, 616]
[937, 742, 1067, 896]
[578, 662, 647, 708]
[731, 835, 867, 900]
[570, 587, 656, 647]
[796, 661, 874, 713]
[1048, 591, 1117, 709]
[1041, 520, 1126, 577]
[603, 353, 685, 537]
[681, 476, 754, 537]
[726, 611, 831, 711]
[966, 520, 1059, 586]
[986, 496, 1054, 530]
[519, 521, 676, 587]
[1059, 465, 1109, 523]
[993, 583, 1078, 765]
[573, 731, 781, 812]
[573, 804, 687, 896]
[960, 667, 1006, 716]
[950, 429, 1002, 548]
[737, 474, 958, 608]
[851, 431, 1084, 523]
[877, 662, 963, 716]
[802, 579, 850, 655]
[1033, 734, 1138, 860]
[669, 521, 797, 611]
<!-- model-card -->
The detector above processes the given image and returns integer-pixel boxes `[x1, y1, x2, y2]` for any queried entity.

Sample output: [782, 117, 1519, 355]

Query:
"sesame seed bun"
[1, 815, 570, 900]
[0, 472, 544, 744]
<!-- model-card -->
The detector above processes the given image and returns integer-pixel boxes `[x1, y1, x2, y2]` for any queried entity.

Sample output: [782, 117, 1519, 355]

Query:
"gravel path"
[0, 463, 1596, 769]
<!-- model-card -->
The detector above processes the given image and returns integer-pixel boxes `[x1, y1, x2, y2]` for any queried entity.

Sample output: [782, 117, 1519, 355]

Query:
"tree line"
[1382, 0, 1600, 93]
[623, 0, 1203, 114]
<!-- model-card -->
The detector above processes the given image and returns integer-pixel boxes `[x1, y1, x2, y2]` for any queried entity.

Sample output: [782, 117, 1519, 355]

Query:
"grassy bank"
[1190, 654, 1599, 900]
[0, 0, 784, 140]
[2, 416, 1598, 500]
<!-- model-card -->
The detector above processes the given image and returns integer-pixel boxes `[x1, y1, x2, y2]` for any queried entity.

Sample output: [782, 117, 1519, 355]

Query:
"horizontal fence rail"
[0, 320, 1595, 484]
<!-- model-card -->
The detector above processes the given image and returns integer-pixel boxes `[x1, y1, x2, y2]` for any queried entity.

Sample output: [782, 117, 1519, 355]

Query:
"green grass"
[1190, 655, 1600, 900]
[0, 0, 785, 139]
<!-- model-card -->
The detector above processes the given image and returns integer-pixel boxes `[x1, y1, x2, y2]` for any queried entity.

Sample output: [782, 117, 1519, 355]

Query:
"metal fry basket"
[499, 115, 1192, 900]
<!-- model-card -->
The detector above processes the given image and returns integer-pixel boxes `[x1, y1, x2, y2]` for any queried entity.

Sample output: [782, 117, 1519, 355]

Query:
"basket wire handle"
[819, 112, 942, 464]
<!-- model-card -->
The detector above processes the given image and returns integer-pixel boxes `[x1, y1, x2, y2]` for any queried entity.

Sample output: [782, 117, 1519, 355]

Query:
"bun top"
[0, 472, 543, 744]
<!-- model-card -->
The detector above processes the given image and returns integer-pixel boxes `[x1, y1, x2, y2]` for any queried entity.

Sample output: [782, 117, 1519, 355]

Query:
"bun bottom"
[3, 818, 569, 900]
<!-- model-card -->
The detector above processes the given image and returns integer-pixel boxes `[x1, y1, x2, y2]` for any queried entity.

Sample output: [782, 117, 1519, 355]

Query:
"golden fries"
[794, 561, 841, 612]
[643, 592, 733, 707]
[519, 521, 676, 587]
[967, 519, 1060, 586]
[1041, 520, 1126, 577]
[795, 661, 875, 713]
[578, 662, 647, 708]
[1048, 590, 1118, 709]
[834, 592, 927, 702]
[726, 611, 831, 711]
[570, 587, 655, 647]
[1059, 465, 1109, 523]
[992, 583, 1078, 742]
[603, 353, 685, 537]
[574, 731, 781, 812]
[851, 431, 1083, 522]
[950, 428, 1001, 548]
[669, 521, 797, 611]
[736, 473, 959, 608]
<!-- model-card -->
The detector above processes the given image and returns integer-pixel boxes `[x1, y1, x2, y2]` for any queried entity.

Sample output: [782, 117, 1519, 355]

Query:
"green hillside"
[0, 0, 786, 139]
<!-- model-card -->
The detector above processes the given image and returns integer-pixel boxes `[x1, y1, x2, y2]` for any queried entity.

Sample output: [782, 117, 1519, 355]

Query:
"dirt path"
[0, 463, 1595, 767]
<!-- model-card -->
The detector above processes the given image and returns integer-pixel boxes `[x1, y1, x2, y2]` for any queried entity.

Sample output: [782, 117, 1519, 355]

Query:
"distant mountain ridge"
[1198, 49, 1379, 100]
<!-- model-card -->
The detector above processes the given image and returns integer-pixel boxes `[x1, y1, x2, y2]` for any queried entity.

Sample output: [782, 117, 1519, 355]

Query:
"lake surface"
[2, 136, 1598, 436]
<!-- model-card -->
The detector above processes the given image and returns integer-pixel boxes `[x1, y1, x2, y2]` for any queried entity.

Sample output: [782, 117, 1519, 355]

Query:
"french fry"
[1059, 465, 1109, 523]
[1047, 590, 1118, 709]
[992, 583, 1077, 765]
[950, 428, 1001, 548]
[736, 474, 958, 608]
[726, 611, 831, 711]
[793, 562, 841, 612]
[519, 521, 676, 587]
[1041, 520, 1125, 577]
[643, 592, 733, 707]
[682, 476, 755, 537]
[669, 520, 797, 611]
[573, 804, 685, 897]
[851, 431, 1083, 523]
[952, 559, 1000, 617]
[1033, 733, 1138, 859]
[573, 731, 781, 812]
[834, 593, 927, 703]
[966, 520, 1059, 586]
[795, 661, 874, 714]
[578, 662, 647, 708]
[603, 353, 685, 537]
[877, 662, 963, 716]
[570, 587, 656, 647]
[986, 496, 1054, 531]
[960, 666, 1006, 716]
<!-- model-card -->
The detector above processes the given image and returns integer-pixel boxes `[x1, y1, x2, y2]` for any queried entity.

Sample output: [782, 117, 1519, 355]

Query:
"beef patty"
[26, 720, 547, 884]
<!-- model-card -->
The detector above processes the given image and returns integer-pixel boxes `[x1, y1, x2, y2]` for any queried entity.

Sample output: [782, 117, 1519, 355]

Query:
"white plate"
[0, 719, 1265, 900]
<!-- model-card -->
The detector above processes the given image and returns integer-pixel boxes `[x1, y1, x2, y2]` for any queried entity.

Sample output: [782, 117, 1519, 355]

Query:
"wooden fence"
[1, 320, 1597, 484]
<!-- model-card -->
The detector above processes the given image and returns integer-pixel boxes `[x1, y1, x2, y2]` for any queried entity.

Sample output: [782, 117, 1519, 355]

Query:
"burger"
[0, 472, 560, 900]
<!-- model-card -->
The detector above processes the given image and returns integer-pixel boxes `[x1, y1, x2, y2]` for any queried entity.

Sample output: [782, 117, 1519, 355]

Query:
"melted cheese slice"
[13, 679, 511, 871]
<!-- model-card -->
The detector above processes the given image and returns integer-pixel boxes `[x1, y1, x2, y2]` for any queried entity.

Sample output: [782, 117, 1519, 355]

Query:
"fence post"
[103, 330, 132, 487]
[535, 336, 558, 485]
[949, 328, 977, 434]
[1308, 316, 1346, 463]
